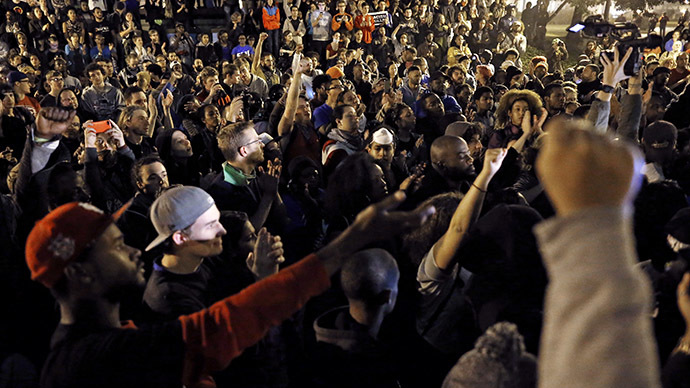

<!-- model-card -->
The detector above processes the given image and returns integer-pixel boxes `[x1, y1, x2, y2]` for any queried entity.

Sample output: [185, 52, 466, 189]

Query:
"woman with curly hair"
[489, 89, 543, 149]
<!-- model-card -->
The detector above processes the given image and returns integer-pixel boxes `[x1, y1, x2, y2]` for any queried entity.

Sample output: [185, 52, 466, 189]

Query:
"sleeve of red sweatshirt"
[178, 253, 330, 386]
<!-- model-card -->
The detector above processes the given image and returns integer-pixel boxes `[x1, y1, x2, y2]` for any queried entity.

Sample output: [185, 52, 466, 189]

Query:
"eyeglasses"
[238, 138, 262, 153]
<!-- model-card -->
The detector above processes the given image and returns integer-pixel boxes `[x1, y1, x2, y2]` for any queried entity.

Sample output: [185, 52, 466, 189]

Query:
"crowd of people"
[1, 0, 690, 386]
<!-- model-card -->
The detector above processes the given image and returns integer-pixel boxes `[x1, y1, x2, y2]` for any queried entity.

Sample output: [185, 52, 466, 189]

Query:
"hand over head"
[536, 118, 643, 217]
[35, 107, 77, 139]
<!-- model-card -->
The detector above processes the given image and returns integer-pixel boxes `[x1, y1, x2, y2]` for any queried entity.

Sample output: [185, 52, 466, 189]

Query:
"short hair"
[117, 105, 146, 132]
[473, 86, 494, 101]
[313, 74, 332, 91]
[341, 248, 399, 304]
[406, 65, 421, 76]
[233, 57, 250, 70]
[585, 64, 600, 74]
[85, 63, 104, 76]
[542, 81, 564, 99]
[383, 103, 411, 128]
[199, 66, 219, 83]
[131, 155, 164, 190]
[333, 104, 355, 121]
[217, 121, 254, 161]
[123, 86, 145, 101]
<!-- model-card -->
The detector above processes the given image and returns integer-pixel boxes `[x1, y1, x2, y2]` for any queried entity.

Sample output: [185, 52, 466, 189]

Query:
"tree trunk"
[603, 0, 612, 22]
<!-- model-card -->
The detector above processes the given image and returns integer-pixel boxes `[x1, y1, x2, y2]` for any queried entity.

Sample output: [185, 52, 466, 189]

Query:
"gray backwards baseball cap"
[146, 186, 216, 251]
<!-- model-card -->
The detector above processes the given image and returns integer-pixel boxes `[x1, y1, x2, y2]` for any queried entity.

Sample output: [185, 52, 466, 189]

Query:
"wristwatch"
[601, 84, 614, 94]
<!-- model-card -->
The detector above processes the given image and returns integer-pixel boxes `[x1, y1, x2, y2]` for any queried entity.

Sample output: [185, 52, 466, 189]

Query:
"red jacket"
[354, 14, 375, 44]
[262, 6, 280, 30]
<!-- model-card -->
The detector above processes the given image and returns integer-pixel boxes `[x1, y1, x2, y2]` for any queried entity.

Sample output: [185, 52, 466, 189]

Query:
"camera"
[567, 15, 663, 76]
[239, 90, 265, 121]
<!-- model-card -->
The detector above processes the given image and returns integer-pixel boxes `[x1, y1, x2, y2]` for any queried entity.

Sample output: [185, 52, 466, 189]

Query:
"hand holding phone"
[92, 120, 112, 134]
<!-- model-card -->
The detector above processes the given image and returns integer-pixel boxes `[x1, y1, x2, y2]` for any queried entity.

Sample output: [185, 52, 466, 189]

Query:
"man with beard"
[542, 82, 566, 123]
[650, 67, 679, 108]
[117, 106, 156, 159]
[82, 119, 136, 214]
[401, 66, 425, 108]
[428, 72, 462, 115]
[408, 135, 476, 206]
[117, 156, 169, 269]
[207, 122, 284, 232]
[28, 180, 434, 387]
[252, 33, 282, 89]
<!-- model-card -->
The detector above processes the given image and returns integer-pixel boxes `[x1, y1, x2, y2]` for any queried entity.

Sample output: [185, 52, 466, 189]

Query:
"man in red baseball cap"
[26, 190, 434, 387]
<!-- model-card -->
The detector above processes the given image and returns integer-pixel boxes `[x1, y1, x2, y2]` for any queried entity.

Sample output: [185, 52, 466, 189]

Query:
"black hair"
[473, 85, 494, 101]
[131, 155, 164, 191]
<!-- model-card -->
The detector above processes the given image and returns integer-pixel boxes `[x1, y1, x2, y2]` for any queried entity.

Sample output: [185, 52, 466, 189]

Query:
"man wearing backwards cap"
[27, 187, 434, 387]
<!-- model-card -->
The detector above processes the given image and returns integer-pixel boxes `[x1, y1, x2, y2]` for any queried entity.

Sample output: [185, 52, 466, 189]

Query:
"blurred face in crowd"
[509, 99, 529, 126]
[677, 53, 688, 69]
[476, 91, 494, 112]
[545, 86, 566, 112]
[645, 94, 667, 123]
[370, 164, 389, 201]
[396, 105, 416, 131]
[202, 105, 222, 131]
[430, 77, 449, 96]
[407, 69, 422, 87]
[179, 205, 226, 258]
[466, 132, 483, 158]
[13, 77, 31, 95]
[137, 162, 169, 196]
[156, 56, 167, 69]
[291, 6, 299, 18]
[48, 74, 64, 95]
[126, 109, 149, 136]
[2, 91, 15, 110]
[295, 97, 312, 124]
[654, 71, 670, 87]
[327, 80, 344, 100]
[337, 106, 359, 132]
[239, 127, 265, 165]
[127, 91, 147, 107]
[88, 69, 105, 87]
[368, 141, 395, 165]
[437, 137, 475, 179]
[66, 115, 81, 139]
[581, 66, 597, 82]
[93, 7, 103, 20]
[422, 94, 445, 117]
[204, 73, 219, 92]
[59, 89, 78, 109]
[170, 130, 193, 158]
[261, 54, 275, 70]
[239, 65, 252, 84]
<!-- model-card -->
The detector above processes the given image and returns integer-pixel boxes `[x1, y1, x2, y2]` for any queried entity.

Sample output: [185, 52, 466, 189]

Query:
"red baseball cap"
[25, 202, 114, 288]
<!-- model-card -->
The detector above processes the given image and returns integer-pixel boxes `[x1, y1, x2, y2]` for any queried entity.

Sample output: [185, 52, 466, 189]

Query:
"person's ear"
[136, 177, 144, 190]
[64, 262, 94, 285]
[238, 145, 247, 157]
[172, 230, 187, 245]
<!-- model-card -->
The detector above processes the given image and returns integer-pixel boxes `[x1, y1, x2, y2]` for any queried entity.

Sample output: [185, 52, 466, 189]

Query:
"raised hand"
[106, 120, 126, 148]
[35, 107, 77, 139]
[481, 147, 508, 179]
[82, 120, 98, 148]
[536, 118, 643, 218]
[349, 191, 435, 245]
[246, 228, 285, 279]
[257, 158, 281, 196]
[600, 46, 633, 87]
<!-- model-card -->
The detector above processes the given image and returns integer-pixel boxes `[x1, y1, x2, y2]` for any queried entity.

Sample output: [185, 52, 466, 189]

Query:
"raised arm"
[252, 33, 268, 76]
[535, 118, 660, 388]
[277, 61, 305, 137]
[431, 148, 507, 271]
[587, 47, 632, 134]
[177, 190, 435, 385]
